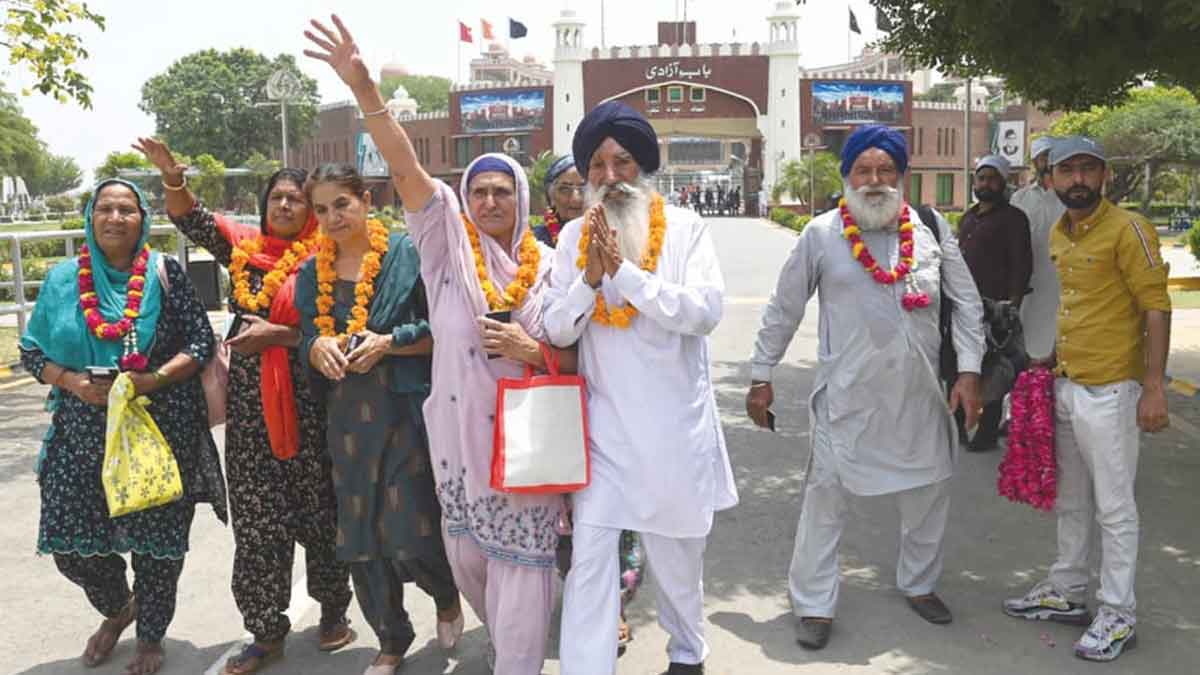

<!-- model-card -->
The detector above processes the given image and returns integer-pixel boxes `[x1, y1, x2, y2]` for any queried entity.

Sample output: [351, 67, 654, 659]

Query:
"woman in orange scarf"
[136, 138, 354, 674]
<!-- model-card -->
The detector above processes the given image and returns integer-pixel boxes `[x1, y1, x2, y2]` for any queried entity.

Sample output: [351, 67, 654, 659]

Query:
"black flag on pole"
[849, 8, 862, 34]
[509, 18, 527, 39]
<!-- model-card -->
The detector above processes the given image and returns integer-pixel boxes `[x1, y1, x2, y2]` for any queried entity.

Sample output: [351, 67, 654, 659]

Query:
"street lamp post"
[263, 68, 303, 164]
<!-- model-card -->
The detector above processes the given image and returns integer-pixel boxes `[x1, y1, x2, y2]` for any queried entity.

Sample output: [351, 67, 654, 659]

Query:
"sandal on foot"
[318, 617, 356, 652]
[82, 597, 136, 667]
[222, 641, 283, 674]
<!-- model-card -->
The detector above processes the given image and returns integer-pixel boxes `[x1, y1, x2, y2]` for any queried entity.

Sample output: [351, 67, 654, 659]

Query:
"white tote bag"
[491, 345, 590, 494]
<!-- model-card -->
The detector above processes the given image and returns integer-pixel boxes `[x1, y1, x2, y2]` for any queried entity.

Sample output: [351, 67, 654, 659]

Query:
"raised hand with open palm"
[303, 15, 371, 91]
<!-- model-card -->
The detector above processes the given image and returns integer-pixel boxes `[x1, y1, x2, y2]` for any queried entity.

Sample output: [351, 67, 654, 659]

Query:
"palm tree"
[772, 152, 842, 211]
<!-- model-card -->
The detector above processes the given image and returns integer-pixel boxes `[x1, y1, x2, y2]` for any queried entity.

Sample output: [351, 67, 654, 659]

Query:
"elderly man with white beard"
[746, 125, 985, 650]
[545, 101, 737, 675]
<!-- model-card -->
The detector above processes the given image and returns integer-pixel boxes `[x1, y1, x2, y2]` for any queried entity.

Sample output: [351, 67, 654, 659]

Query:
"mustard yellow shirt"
[1050, 198, 1171, 385]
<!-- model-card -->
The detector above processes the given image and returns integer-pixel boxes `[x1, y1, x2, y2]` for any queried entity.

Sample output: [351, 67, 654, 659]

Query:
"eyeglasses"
[555, 184, 585, 197]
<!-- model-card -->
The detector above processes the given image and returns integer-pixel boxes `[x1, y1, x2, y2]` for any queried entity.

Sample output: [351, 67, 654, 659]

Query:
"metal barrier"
[1, 225, 188, 334]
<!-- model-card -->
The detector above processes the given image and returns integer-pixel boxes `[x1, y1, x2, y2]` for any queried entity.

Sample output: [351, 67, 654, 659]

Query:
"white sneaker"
[1002, 580, 1090, 625]
[1074, 606, 1137, 662]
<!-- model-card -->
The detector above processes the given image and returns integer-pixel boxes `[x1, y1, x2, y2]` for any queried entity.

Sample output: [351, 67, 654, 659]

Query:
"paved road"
[2, 216, 1198, 674]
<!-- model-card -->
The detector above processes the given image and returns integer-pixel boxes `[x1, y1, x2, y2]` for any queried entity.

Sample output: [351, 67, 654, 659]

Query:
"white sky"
[4, 0, 887, 186]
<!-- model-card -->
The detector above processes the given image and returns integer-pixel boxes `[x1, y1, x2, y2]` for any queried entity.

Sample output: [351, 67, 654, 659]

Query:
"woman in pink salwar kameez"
[304, 15, 570, 674]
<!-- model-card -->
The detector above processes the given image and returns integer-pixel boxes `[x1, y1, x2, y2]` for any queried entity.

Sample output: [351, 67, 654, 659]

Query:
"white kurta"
[750, 208, 986, 496]
[1011, 182, 1066, 359]
[544, 204, 738, 538]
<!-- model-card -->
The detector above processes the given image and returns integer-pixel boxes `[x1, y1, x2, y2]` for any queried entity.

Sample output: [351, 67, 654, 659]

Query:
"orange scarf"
[216, 212, 318, 460]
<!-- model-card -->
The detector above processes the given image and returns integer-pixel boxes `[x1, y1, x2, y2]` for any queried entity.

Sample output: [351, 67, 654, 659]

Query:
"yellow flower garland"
[463, 213, 541, 311]
[229, 235, 318, 313]
[574, 193, 666, 329]
[314, 218, 390, 346]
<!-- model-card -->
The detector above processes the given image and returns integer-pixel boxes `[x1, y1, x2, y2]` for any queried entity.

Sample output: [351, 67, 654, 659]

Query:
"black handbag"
[915, 204, 959, 384]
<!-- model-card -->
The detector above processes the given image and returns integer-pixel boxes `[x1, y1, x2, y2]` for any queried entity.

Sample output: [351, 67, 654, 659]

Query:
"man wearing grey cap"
[956, 154, 1033, 451]
[1003, 135, 1171, 663]
[1011, 136, 1066, 360]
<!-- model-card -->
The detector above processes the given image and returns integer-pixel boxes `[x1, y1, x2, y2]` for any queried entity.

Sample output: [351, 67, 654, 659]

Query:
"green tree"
[873, 0, 1200, 110]
[190, 153, 226, 209]
[26, 152, 81, 195]
[242, 150, 280, 206]
[380, 73, 451, 113]
[772, 152, 842, 207]
[94, 150, 150, 180]
[525, 150, 556, 214]
[1, 0, 105, 108]
[0, 85, 43, 180]
[913, 82, 957, 103]
[1049, 86, 1200, 206]
[139, 49, 319, 166]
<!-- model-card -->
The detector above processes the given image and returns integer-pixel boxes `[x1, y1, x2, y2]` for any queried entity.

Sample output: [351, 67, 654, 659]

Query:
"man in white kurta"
[747, 125, 985, 650]
[1010, 136, 1066, 359]
[545, 101, 738, 675]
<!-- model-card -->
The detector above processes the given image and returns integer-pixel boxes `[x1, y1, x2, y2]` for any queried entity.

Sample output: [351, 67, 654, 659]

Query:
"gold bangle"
[151, 369, 169, 386]
[362, 106, 389, 117]
[163, 175, 187, 191]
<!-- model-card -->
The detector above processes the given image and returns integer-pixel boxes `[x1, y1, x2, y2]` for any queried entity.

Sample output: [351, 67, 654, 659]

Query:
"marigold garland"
[463, 213, 540, 311]
[229, 234, 318, 313]
[314, 218, 390, 347]
[574, 193, 666, 329]
[78, 242, 152, 370]
[839, 198, 929, 312]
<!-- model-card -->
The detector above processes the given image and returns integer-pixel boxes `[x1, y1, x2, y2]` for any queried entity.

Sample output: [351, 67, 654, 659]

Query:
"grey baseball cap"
[975, 154, 1011, 175]
[1049, 135, 1105, 165]
[1030, 135, 1057, 160]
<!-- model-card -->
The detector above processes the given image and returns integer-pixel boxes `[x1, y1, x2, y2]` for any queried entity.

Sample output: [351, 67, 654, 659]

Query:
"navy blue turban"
[467, 155, 514, 185]
[543, 155, 576, 197]
[572, 101, 660, 176]
[840, 124, 909, 177]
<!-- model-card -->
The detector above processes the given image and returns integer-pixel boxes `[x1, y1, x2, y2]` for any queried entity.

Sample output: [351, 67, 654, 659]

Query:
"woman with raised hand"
[134, 138, 354, 674]
[19, 179, 228, 675]
[295, 162, 462, 675]
[305, 15, 574, 673]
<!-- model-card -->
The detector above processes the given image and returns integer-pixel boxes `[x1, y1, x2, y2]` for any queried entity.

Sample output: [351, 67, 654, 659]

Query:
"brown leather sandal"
[222, 641, 284, 674]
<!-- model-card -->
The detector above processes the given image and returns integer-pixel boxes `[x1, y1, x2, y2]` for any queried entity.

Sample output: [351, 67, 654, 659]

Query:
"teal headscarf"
[20, 178, 164, 371]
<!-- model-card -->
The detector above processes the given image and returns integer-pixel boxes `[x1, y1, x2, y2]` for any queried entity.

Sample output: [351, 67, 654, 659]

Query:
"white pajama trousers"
[560, 523, 708, 674]
[1047, 378, 1141, 617]
[788, 397, 950, 617]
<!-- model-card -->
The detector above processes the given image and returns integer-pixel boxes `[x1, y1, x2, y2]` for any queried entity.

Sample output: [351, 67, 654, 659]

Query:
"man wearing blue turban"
[747, 124, 985, 649]
[546, 100, 737, 675]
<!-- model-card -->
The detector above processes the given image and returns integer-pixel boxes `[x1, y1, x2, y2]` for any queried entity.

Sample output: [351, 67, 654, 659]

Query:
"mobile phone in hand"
[766, 409, 777, 432]
[224, 314, 246, 341]
[484, 310, 512, 359]
[86, 366, 119, 383]
[346, 333, 366, 354]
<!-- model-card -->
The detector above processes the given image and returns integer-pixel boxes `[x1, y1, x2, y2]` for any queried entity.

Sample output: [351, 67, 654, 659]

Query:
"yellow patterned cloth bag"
[102, 373, 183, 517]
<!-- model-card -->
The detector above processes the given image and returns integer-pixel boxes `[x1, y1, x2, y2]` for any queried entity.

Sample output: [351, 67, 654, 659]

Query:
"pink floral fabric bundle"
[997, 367, 1056, 510]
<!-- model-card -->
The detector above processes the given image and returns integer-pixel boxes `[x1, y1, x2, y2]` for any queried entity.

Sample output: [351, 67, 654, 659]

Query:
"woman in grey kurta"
[295, 164, 461, 672]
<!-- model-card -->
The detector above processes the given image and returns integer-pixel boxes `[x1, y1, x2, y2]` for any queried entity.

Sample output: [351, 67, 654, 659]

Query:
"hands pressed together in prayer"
[584, 205, 623, 289]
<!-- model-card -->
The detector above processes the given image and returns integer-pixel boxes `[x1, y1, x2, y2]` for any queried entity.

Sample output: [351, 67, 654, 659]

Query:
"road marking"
[203, 573, 316, 675]
[0, 376, 36, 391]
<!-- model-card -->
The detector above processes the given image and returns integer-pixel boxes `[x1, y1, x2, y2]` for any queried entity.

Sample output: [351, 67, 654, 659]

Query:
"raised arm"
[134, 136, 234, 265]
[303, 14, 434, 210]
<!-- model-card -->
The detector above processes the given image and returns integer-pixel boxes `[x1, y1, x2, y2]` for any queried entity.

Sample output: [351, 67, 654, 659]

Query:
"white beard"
[585, 174, 654, 262]
[843, 180, 903, 231]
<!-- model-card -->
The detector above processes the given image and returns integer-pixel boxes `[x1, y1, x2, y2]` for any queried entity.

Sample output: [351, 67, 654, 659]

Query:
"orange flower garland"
[840, 198, 930, 312]
[314, 218, 390, 347]
[463, 213, 541, 311]
[574, 193, 667, 329]
[229, 234, 318, 313]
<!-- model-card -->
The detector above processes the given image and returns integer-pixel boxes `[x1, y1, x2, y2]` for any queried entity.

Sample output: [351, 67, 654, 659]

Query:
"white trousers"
[1047, 379, 1141, 617]
[560, 523, 708, 674]
[788, 400, 950, 617]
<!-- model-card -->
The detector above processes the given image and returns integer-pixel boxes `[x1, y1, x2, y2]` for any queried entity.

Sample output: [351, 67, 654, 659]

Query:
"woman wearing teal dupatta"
[295, 164, 461, 674]
[19, 179, 227, 675]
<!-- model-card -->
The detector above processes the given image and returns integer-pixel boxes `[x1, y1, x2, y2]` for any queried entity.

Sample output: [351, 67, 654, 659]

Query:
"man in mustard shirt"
[1003, 136, 1171, 663]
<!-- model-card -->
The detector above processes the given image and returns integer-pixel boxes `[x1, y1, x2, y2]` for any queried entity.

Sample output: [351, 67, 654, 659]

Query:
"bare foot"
[373, 651, 403, 667]
[125, 641, 164, 675]
[82, 599, 136, 667]
[436, 599, 462, 623]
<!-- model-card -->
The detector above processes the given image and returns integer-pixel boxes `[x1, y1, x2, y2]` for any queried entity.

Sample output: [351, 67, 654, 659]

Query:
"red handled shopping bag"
[491, 345, 590, 494]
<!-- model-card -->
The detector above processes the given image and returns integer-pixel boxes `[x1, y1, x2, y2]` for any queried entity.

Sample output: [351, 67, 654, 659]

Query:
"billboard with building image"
[459, 89, 546, 133]
[812, 81, 905, 125]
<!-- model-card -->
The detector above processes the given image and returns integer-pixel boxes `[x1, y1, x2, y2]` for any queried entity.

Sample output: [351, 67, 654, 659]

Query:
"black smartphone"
[86, 366, 119, 383]
[766, 409, 777, 432]
[484, 310, 512, 359]
[224, 314, 246, 341]
[346, 333, 366, 354]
